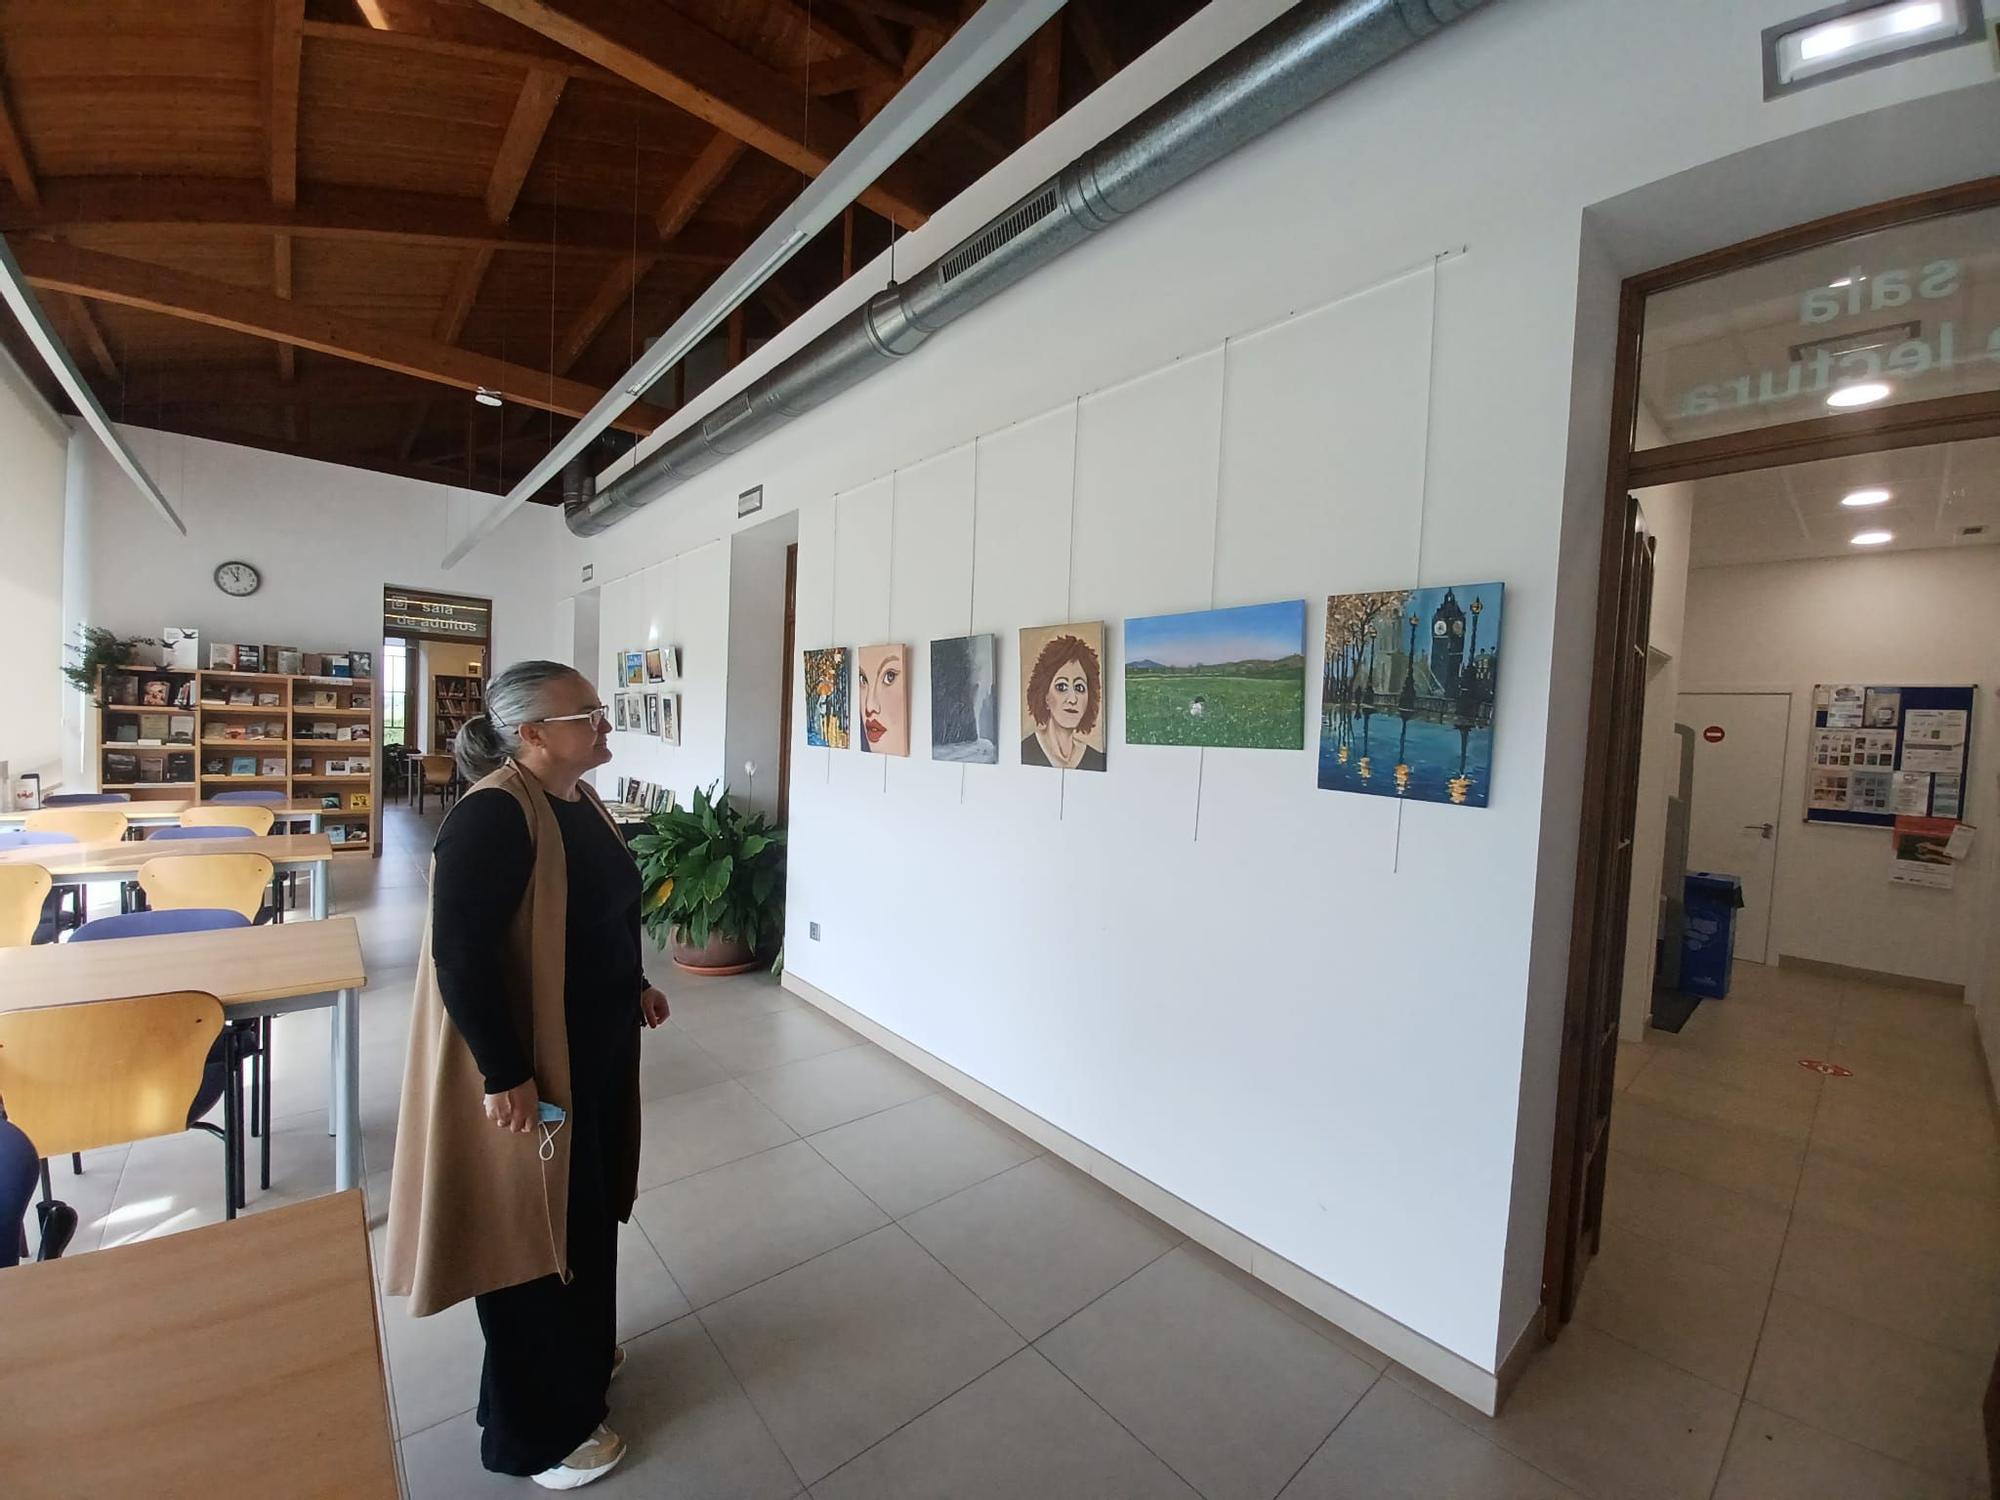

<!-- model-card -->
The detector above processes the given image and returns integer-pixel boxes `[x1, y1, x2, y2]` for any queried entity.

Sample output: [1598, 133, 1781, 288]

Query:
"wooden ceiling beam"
[95, 362, 452, 410]
[1023, 15, 1062, 139]
[0, 71, 40, 210]
[301, 15, 617, 82]
[0, 177, 742, 263]
[273, 232, 296, 385]
[57, 295, 119, 384]
[656, 130, 747, 241]
[554, 252, 655, 375]
[433, 248, 493, 344]
[843, 0, 952, 36]
[1066, 2, 1119, 88]
[268, 0, 306, 208]
[12, 239, 665, 434]
[472, 0, 934, 230]
[484, 68, 567, 225]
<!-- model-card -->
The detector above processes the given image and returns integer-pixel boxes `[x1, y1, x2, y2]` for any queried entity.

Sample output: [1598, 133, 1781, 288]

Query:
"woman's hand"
[484, 1080, 540, 1134]
[640, 985, 671, 1029]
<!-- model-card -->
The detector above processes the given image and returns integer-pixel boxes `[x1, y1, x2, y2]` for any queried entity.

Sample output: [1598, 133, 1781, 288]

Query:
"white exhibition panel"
[0, 358, 69, 787]
[784, 267, 1522, 1358]
[597, 541, 730, 803]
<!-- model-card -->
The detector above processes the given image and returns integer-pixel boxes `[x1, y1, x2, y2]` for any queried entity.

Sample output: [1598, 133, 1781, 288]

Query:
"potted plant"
[633, 783, 786, 976]
[62, 626, 161, 707]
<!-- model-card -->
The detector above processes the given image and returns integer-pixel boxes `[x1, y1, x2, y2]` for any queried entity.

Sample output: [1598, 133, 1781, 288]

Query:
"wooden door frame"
[778, 543, 797, 827]
[1541, 173, 2000, 1334]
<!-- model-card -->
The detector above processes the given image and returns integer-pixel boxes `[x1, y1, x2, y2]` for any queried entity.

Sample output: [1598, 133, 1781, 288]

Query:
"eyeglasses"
[534, 706, 612, 729]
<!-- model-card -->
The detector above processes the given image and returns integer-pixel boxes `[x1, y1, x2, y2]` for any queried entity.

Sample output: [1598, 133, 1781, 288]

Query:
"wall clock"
[214, 560, 261, 597]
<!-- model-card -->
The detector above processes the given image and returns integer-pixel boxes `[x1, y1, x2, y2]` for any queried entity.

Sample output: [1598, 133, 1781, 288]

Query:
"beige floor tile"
[1623, 1043, 1824, 1114]
[633, 1138, 887, 1307]
[702, 1225, 1023, 1484]
[1623, 1061, 1817, 1140]
[1573, 1221, 1770, 1392]
[633, 1077, 797, 1191]
[808, 1093, 1037, 1218]
[902, 1156, 1178, 1340]
[1614, 1040, 1654, 1093]
[1711, 1400, 1971, 1500]
[1403, 1321, 1739, 1500]
[1777, 1212, 2000, 1359]
[1600, 1150, 1790, 1283]
[635, 1023, 730, 1102]
[1610, 1093, 1805, 1209]
[1746, 1291, 1988, 1487]
[378, 1286, 485, 1438]
[1280, 1380, 1582, 1500]
[1037, 1245, 1377, 1500]
[691, 1006, 866, 1076]
[812, 1348, 1197, 1500]
[664, 971, 803, 1029]
[738, 1044, 938, 1137]
[1808, 1100, 2000, 1198]
[1825, 1028, 1993, 1098]
[615, 1216, 692, 1340]
[1792, 1149, 2000, 1279]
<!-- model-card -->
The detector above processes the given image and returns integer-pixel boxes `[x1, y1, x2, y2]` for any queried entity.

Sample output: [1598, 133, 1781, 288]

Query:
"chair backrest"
[147, 825, 249, 842]
[24, 808, 128, 844]
[208, 790, 286, 804]
[40, 792, 131, 806]
[0, 864, 54, 948]
[0, 992, 224, 1159]
[0, 830, 74, 852]
[0, 1118, 39, 1268]
[421, 755, 455, 786]
[137, 854, 275, 919]
[70, 908, 251, 942]
[180, 805, 276, 835]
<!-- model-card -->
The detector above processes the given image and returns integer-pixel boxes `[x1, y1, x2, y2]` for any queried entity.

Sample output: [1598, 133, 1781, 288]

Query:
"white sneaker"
[531, 1425, 625, 1490]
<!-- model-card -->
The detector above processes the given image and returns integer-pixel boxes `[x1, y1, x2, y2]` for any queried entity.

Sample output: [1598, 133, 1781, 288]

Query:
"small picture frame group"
[615, 776, 673, 814]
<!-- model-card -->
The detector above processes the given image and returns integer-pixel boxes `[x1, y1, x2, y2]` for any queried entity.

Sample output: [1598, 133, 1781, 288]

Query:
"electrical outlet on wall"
[809, 921, 822, 941]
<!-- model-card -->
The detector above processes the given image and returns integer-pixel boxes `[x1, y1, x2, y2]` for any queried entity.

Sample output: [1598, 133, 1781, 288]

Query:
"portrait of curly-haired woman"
[1019, 622, 1107, 771]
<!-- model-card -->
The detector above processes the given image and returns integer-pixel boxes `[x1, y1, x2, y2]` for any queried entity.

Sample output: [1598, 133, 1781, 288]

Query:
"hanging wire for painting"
[882, 469, 896, 794]
[962, 439, 983, 805]
[1392, 255, 1445, 875]
[1194, 341, 1234, 845]
[1059, 398, 1083, 821]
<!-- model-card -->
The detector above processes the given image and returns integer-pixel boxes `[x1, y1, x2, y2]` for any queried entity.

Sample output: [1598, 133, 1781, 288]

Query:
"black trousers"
[473, 1100, 620, 1477]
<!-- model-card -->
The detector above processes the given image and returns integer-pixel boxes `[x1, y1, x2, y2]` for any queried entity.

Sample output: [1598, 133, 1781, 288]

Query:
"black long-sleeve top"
[431, 788, 649, 1095]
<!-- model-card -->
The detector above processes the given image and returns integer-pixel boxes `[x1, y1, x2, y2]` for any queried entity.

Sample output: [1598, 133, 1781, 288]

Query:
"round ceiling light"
[1839, 487, 1891, 508]
[1850, 529, 1894, 546]
[474, 387, 503, 408]
[1826, 382, 1891, 409]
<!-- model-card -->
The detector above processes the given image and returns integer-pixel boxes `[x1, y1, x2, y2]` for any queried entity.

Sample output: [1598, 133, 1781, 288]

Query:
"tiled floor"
[20, 808, 1999, 1498]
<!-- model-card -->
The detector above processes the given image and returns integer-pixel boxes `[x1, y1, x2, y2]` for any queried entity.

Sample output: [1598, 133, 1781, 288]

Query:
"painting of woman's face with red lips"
[856, 643, 910, 756]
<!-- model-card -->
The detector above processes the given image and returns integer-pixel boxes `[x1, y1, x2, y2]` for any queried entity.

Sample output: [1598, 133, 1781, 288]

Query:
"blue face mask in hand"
[537, 1101, 566, 1162]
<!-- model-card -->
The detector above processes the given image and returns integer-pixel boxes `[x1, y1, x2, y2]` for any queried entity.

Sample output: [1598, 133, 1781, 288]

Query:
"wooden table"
[0, 833, 337, 918]
[0, 919, 369, 1189]
[0, 1190, 398, 1499]
[0, 797, 330, 833]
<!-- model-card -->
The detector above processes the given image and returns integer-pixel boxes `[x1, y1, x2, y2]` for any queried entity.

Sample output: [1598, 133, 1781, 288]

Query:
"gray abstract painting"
[930, 632, 999, 764]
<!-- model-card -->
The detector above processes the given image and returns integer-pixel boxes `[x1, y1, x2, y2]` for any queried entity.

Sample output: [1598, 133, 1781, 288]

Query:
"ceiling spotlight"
[474, 387, 503, 408]
[1850, 529, 1894, 546]
[1826, 381, 1892, 409]
[1840, 487, 1891, 507]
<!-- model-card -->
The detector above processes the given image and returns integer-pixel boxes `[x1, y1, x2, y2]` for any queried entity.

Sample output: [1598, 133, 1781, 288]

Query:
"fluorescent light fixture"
[441, 0, 1069, 570]
[474, 387, 502, 408]
[1850, 529, 1895, 545]
[1826, 381, 1892, 408]
[1765, 0, 1980, 94]
[0, 238, 185, 535]
[1840, 487, 1892, 506]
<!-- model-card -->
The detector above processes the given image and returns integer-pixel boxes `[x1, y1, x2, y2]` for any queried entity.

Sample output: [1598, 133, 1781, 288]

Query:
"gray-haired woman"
[386, 660, 669, 1489]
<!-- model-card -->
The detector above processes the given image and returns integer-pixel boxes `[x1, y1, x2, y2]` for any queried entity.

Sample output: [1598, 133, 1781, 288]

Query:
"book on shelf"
[311, 689, 336, 707]
[236, 645, 264, 672]
[259, 756, 285, 777]
[320, 794, 341, 809]
[139, 713, 169, 742]
[165, 751, 193, 782]
[200, 683, 226, 704]
[327, 653, 352, 678]
[137, 758, 164, 783]
[301, 652, 324, 676]
[111, 722, 137, 743]
[222, 723, 247, 741]
[336, 725, 354, 742]
[352, 651, 374, 679]
[163, 627, 200, 671]
[108, 675, 139, 706]
[295, 755, 314, 774]
[105, 752, 138, 783]
[352, 691, 373, 710]
[275, 648, 303, 675]
[141, 678, 171, 707]
[174, 680, 196, 709]
[227, 687, 254, 706]
[326, 758, 348, 774]
[349, 757, 371, 776]
[202, 755, 226, 776]
[310, 721, 336, 740]
[209, 642, 237, 670]
[255, 690, 280, 707]
[167, 714, 194, 744]
[350, 724, 371, 742]
[229, 755, 257, 777]
[347, 791, 372, 810]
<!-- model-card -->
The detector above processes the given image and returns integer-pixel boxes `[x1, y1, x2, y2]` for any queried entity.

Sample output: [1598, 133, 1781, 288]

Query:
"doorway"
[1677, 691, 1789, 964]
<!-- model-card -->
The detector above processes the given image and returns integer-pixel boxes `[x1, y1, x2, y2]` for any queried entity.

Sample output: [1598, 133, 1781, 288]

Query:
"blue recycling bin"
[1680, 872, 1744, 999]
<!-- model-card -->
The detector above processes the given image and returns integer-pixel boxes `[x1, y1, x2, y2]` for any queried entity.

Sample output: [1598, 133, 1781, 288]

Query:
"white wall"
[1681, 548, 2000, 988]
[725, 512, 798, 821]
[519, 0, 1999, 1382]
[77, 425, 559, 777]
[0, 350, 72, 792]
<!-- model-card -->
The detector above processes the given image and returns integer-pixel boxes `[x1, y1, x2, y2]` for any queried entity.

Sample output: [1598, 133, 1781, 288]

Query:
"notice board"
[1804, 683, 1975, 828]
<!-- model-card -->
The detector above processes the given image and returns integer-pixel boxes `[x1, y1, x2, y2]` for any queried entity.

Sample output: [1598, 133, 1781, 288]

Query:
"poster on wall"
[1889, 771, 1931, 813]
[644, 648, 665, 682]
[1823, 684, 1865, 727]
[803, 648, 851, 749]
[622, 651, 645, 687]
[1804, 683, 1975, 828]
[1018, 622, 1108, 771]
[1808, 770, 1849, 811]
[1888, 816, 1956, 890]
[644, 692, 661, 736]
[1933, 774, 1964, 818]
[613, 697, 630, 731]
[855, 644, 911, 756]
[1122, 600, 1306, 749]
[1849, 770, 1891, 812]
[1318, 583, 1503, 806]
[660, 694, 680, 746]
[931, 634, 999, 764]
[1864, 688, 1900, 727]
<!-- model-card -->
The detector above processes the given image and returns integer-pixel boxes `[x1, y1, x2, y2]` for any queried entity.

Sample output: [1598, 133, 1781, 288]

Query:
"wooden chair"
[0, 865, 53, 948]
[416, 755, 457, 814]
[0, 992, 234, 1214]
[138, 853, 275, 922]
[181, 805, 276, 836]
[24, 808, 128, 844]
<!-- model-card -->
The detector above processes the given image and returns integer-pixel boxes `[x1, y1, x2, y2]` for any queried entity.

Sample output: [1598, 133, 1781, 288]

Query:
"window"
[383, 638, 409, 748]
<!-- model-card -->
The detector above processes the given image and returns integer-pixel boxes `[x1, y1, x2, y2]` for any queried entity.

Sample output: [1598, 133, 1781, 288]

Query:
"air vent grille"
[939, 184, 1060, 283]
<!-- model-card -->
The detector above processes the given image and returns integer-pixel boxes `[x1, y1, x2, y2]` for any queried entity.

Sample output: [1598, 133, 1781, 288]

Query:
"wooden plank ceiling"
[0, 0, 1205, 500]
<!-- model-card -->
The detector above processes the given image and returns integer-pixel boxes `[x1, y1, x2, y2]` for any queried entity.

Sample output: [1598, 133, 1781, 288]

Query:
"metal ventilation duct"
[566, 0, 1490, 537]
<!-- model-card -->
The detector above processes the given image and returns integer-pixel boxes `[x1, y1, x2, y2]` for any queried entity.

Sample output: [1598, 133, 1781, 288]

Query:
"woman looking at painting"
[1022, 632, 1106, 771]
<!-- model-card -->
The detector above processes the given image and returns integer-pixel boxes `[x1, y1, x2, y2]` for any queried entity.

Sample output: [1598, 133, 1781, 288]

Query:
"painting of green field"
[1123, 600, 1307, 748]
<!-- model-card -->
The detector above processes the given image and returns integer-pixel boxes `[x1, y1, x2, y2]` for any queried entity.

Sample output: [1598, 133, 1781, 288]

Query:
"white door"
[1678, 692, 1790, 965]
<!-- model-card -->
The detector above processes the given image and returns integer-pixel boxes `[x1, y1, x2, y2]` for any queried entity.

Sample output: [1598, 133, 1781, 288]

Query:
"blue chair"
[70, 908, 258, 1216]
[2, 1119, 73, 1266]
[40, 793, 130, 806]
[146, 825, 249, 842]
[0, 830, 73, 850]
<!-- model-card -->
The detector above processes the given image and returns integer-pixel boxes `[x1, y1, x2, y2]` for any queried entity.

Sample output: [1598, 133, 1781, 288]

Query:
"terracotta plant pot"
[670, 927, 758, 976]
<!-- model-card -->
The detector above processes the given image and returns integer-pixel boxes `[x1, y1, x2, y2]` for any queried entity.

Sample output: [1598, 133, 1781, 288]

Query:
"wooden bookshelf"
[92, 659, 382, 857]
[432, 673, 483, 754]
